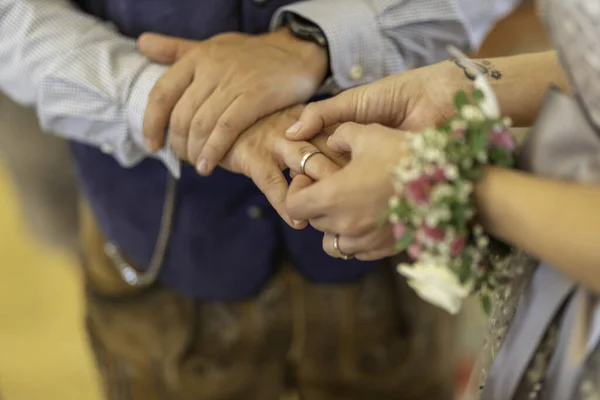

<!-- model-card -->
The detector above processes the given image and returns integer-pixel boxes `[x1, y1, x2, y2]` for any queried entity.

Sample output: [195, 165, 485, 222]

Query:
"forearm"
[476, 167, 600, 291]
[0, 0, 179, 175]
[436, 50, 569, 126]
[272, 0, 520, 90]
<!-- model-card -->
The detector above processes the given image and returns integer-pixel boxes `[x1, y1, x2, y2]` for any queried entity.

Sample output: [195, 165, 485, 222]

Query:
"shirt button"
[246, 206, 263, 219]
[349, 65, 364, 81]
[100, 143, 113, 154]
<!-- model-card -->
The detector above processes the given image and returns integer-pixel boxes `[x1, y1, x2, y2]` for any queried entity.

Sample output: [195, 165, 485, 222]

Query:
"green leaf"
[454, 90, 469, 110]
[481, 295, 492, 315]
[471, 89, 484, 103]
[395, 230, 414, 251]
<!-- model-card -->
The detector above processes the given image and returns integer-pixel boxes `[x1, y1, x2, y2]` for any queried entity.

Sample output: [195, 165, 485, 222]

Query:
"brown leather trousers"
[81, 206, 455, 400]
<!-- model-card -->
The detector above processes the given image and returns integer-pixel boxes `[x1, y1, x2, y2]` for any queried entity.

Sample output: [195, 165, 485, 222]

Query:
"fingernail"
[286, 121, 302, 135]
[196, 159, 209, 175]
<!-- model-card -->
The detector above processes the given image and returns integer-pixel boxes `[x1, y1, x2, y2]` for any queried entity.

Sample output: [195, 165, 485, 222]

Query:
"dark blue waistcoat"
[71, 0, 377, 300]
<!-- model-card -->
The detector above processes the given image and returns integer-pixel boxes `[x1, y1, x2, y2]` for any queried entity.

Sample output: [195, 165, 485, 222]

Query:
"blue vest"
[72, 0, 377, 300]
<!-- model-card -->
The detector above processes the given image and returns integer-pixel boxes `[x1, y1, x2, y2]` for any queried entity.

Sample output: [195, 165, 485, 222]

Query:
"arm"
[476, 167, 600, 292]
[287, 50, 571, 140]
[463, 51, 570, 126]
[0, 0, 179, 176]
[271, 0, 523, 89]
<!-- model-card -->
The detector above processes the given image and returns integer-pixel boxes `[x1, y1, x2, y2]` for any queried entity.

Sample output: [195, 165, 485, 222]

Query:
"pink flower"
[451, 237, 466, 256]
[393, 222, 406, 240]
[408, 244, 422, 259]
[489, 129, 515, 151]
[405, 176, 432, 205]
[421, 224, 445, 242]
[431, 167, 446, 183]
[453, 129, 466, 139]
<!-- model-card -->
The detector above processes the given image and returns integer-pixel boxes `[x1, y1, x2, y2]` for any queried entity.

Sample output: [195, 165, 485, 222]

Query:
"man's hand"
[285, 61, 467, 141]
[218, 106, 343, 228]
[139, 30, 328, 175]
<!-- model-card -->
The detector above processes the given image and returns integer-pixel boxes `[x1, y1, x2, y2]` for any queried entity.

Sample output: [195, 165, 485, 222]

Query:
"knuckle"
[296, 144, 316, 158]
[264, 171, 285, 188]
[169, 113, 188, 138]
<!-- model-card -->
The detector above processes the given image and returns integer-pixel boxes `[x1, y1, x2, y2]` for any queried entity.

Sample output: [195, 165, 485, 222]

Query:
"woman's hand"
[285, 122, 409, 260]
[285, 61, 463, 141]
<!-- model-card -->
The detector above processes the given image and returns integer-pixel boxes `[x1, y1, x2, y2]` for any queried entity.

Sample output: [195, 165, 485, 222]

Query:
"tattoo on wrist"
[452, 58, 502, 81]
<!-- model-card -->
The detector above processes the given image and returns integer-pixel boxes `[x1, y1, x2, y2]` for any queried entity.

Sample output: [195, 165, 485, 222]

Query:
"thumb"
[138, 33, 195, 63]
[285, 88, 362, 141]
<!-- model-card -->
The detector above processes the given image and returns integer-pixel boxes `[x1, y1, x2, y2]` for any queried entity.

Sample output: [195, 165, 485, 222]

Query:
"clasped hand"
[140, 30, 459, 260]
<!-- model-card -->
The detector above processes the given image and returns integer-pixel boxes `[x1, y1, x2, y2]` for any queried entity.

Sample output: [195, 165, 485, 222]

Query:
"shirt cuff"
[127, 63, 181, 178]
[271, 0, 384, 91]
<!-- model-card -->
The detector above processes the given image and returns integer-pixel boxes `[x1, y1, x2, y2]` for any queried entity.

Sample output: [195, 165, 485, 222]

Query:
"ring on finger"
[333, 234, 354, 260]
[300, 149, 323, 175]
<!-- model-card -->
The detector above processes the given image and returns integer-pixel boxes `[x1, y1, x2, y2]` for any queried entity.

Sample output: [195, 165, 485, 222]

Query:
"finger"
[285, 177, 334, 221]
[286, 175, 314, 227]
[289, 169, 299, 179]
[322, 228, 396, 260]
[288, 174, 314, 196]
[249, 161, 300, 229]
[143, 59, 194, 152]
[187, 89, 231, 174]
[285, 89, 361, 141]
[326, 122, 368, 154]
[196, 94, 267, 176]
[138, 33, 195, 63]
[276, 140, 340, 181]
[168, 81, 216, 161]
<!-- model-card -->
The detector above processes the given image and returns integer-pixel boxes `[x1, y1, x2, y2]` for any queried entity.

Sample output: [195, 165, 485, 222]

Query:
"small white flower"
[412, 135, 425, 151]
[477, 236, 490, 248]
[389, 214, 400, 224]
[461, 105, 485, 121]
[389, 196, 400, 208]
[445, 165, 459, 180]
[451, 120, 468, 132]
[424, 149, 441, 163]
[473, 224, 484, 236]
[397, 263, 473, 315]
[411, 215, 423, 226]
[424, 164, 436, 175]
[477, 152, 488, 163]
[431, 184, 453, 201]
[425, 213, 439, 227]
[502, 117, 513, 127]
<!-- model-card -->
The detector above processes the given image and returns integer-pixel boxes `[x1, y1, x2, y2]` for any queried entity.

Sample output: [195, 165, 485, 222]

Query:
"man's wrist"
[268, 27, 329, 84]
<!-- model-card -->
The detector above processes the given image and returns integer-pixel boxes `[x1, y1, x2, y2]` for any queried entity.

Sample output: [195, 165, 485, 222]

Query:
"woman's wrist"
[436, 51, 568, 127]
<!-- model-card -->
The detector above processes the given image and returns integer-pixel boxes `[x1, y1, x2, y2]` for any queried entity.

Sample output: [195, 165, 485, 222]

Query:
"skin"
[284, 50, 600, 293]
[139, 29, 328, 176]
[285, 50, 569, 140]
[217, 106, 347, 227]
[137, 29, 335, 228]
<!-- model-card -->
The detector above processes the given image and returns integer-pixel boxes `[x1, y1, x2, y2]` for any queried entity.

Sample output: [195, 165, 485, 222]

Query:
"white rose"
[397, 263, 473, 315]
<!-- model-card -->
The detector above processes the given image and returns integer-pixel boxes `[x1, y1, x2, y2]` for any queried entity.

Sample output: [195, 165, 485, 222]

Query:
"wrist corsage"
[387, 47, 516, 315]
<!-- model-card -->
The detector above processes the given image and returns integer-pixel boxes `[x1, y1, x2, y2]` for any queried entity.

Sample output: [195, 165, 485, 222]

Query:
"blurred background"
[0, 2, 548, 399]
